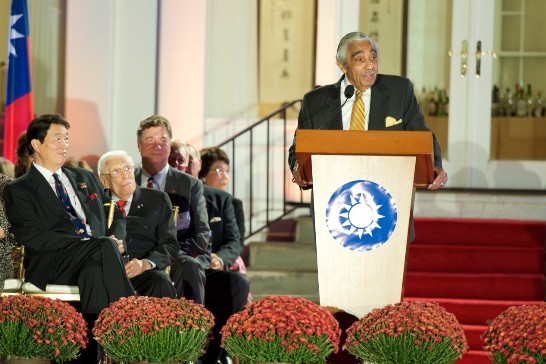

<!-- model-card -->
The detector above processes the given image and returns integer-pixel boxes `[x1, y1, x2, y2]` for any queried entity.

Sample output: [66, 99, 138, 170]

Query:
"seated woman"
[0, 173, 16, 293]
[0, 158, 14, 178]
[198, 146, 248, 273]
[168, 142, 248, 272]
[14, 132, 33, 178]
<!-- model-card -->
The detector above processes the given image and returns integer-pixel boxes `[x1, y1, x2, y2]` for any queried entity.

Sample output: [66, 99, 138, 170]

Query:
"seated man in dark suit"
[134, 116, 210, 305]
[3, 114, 135, 314]
[170, 140, 250, 364]
[199, 183, 250, 364]
[98, 150, 178, 298]
[3, 114, 136, 363]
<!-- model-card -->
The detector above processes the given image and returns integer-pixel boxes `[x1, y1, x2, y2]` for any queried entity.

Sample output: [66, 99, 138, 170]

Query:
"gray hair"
[336, 32, 379, 67]
[98, 150, 134, 175]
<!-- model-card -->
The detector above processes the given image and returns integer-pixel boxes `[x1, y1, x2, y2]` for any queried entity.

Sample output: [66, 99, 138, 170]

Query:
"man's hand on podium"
[428, 167, 448, 190]
[291, 162, 312, 189]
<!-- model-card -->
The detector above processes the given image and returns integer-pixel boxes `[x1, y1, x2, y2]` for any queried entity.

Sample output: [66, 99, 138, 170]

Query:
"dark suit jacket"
[135, 166, 209, 258]
[3, 164, 125, 290]
[288, 74, 443, 171]
[203, 186, 241, 269]
[121, 186, 179, 270]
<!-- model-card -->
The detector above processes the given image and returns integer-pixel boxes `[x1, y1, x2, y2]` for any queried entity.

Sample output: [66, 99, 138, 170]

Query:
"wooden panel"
[490, 117, 546, 160]
[426, 116, 449, 159]
[295, 130, 434, 187]
[258, 0, 315, 118]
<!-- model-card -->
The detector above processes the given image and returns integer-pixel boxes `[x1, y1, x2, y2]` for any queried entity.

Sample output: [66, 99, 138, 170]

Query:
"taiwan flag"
[3, 0, 33, 162]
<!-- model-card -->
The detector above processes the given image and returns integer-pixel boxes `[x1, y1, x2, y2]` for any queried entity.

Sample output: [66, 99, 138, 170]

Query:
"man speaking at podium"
[288, 31, 447, 190]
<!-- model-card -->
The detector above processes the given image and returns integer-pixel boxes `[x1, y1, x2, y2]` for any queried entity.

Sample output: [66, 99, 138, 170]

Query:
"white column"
[157, 0, 207, 148]
[315, 0, 360, 87]
[64, 0, 158, 165]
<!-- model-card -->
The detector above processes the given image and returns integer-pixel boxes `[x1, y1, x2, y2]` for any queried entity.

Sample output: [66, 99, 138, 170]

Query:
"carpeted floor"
[403, 217, 546, 363]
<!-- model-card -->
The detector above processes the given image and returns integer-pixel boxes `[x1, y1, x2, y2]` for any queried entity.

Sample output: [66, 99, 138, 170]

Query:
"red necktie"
[147, 176, 156, 189]
[116, 200, 127, 217]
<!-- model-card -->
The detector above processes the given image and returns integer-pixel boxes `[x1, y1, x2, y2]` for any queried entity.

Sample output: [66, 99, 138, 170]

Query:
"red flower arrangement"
[482, 303, 546, 364]
[221, 295, 341, 363]
[93, 296, 215, 363]
[0, 295, 87, 361]
[344, 301, 468, 364]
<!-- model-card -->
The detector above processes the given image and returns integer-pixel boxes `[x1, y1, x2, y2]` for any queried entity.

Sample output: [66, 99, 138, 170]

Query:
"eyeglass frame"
[102, 165, 135, 178]
[213, 167, 229, 176]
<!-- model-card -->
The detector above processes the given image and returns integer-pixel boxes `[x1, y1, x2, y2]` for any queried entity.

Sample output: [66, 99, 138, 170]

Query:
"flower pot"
[128, 362, 179, 364]
[3, 359, 50, 364]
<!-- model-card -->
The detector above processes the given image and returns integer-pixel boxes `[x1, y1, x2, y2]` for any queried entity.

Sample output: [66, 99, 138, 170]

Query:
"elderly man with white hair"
[98, 150, 178, 298]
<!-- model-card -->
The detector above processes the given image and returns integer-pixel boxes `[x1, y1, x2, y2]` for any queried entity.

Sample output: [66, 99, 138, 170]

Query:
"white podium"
[295, 130, 434, 318]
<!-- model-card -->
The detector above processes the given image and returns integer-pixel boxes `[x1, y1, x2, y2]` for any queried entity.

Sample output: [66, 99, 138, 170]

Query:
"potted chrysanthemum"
[0, 295, 87, 363]
[344, 301, 468, 364]
[482, 303, 546, 364]
[93, 296, 214, 364]
[221, 295, 341, 364]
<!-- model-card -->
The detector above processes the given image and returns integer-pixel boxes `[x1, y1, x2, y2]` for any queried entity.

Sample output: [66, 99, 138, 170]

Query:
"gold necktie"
[350, 88, 365, 130]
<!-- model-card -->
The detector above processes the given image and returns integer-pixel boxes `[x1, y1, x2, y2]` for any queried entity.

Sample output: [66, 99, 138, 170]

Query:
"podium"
[295, 130, 434, 318]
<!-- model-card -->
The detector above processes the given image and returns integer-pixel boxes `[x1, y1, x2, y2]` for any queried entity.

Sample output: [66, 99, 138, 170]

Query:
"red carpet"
[403, 217, 546, 364]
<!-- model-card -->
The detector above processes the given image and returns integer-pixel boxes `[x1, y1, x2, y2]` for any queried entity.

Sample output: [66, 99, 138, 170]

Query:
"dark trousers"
[170, 255, 250, 363]
[50, 237, 135, 315]
[170, 254, 206, 303]
[131, 269, 176, 298]
[202, 269, 250, 364]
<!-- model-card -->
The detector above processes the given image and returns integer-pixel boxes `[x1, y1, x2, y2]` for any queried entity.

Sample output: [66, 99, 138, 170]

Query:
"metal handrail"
[217, 100, 304, 240]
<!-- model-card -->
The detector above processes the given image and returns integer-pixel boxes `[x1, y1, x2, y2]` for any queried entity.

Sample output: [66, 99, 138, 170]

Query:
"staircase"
[247, 216, 546, 363]
[247, 215, 319, 302]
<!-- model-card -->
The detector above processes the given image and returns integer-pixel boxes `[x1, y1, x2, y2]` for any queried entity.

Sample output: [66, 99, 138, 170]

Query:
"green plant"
[221, 295, 341, 364]
[482, 303, 546, 364]
[0, 295, 87, 362]
[93, 295, 214, 363]
[344, 301, 468, 364]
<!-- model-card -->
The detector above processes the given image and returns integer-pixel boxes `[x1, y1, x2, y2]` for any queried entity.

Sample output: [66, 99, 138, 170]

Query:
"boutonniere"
[79, 182, 88, 189]
[89, 192, 98, 201]
[168, 189, 176, 194]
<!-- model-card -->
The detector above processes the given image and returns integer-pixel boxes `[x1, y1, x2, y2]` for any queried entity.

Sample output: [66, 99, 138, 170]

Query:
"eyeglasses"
[142, 137, 169, 146]
[214, 168, 229, 176]
[103, 165, 135, 178]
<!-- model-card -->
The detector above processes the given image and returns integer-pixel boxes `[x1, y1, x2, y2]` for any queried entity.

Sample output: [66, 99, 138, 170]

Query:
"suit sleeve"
[143, 193, 179, 270]
[4, 183, 76, 251]
[400, 79, 443, 169]
[180, 179, 210, 257]
[214, 193, 241, 268]
[288, 94, 313, 172]
[233, 198, 246, 248]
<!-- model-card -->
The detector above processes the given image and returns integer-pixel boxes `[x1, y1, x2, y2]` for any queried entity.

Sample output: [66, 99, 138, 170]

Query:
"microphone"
[317, 85, 355, 130]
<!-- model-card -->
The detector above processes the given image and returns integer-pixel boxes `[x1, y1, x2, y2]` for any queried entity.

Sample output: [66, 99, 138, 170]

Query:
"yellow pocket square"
[385, 116, 403, 127]
[210, 217, 222, 223]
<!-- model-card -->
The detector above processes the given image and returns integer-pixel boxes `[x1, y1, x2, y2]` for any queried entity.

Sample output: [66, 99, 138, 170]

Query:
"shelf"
[491, 117, 546, 160]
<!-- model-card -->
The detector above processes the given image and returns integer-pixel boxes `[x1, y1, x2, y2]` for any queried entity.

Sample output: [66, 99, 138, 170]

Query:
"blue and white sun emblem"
[326, 180, 397, 251]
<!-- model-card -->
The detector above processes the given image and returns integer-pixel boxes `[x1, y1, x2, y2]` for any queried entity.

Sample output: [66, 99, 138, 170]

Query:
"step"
[248, 241, 317, 270]
[456, 350, 491, 364]
[295, 216, 315, 244]
[247, 268, 319, 298]
[404, 272, 545, 301]
[403, 297, 544, 326]
[463, 324, 488, 351]
[414, 218, 546, 247]
[266, 218, 297, 242]
[407, 245, 544, 274]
